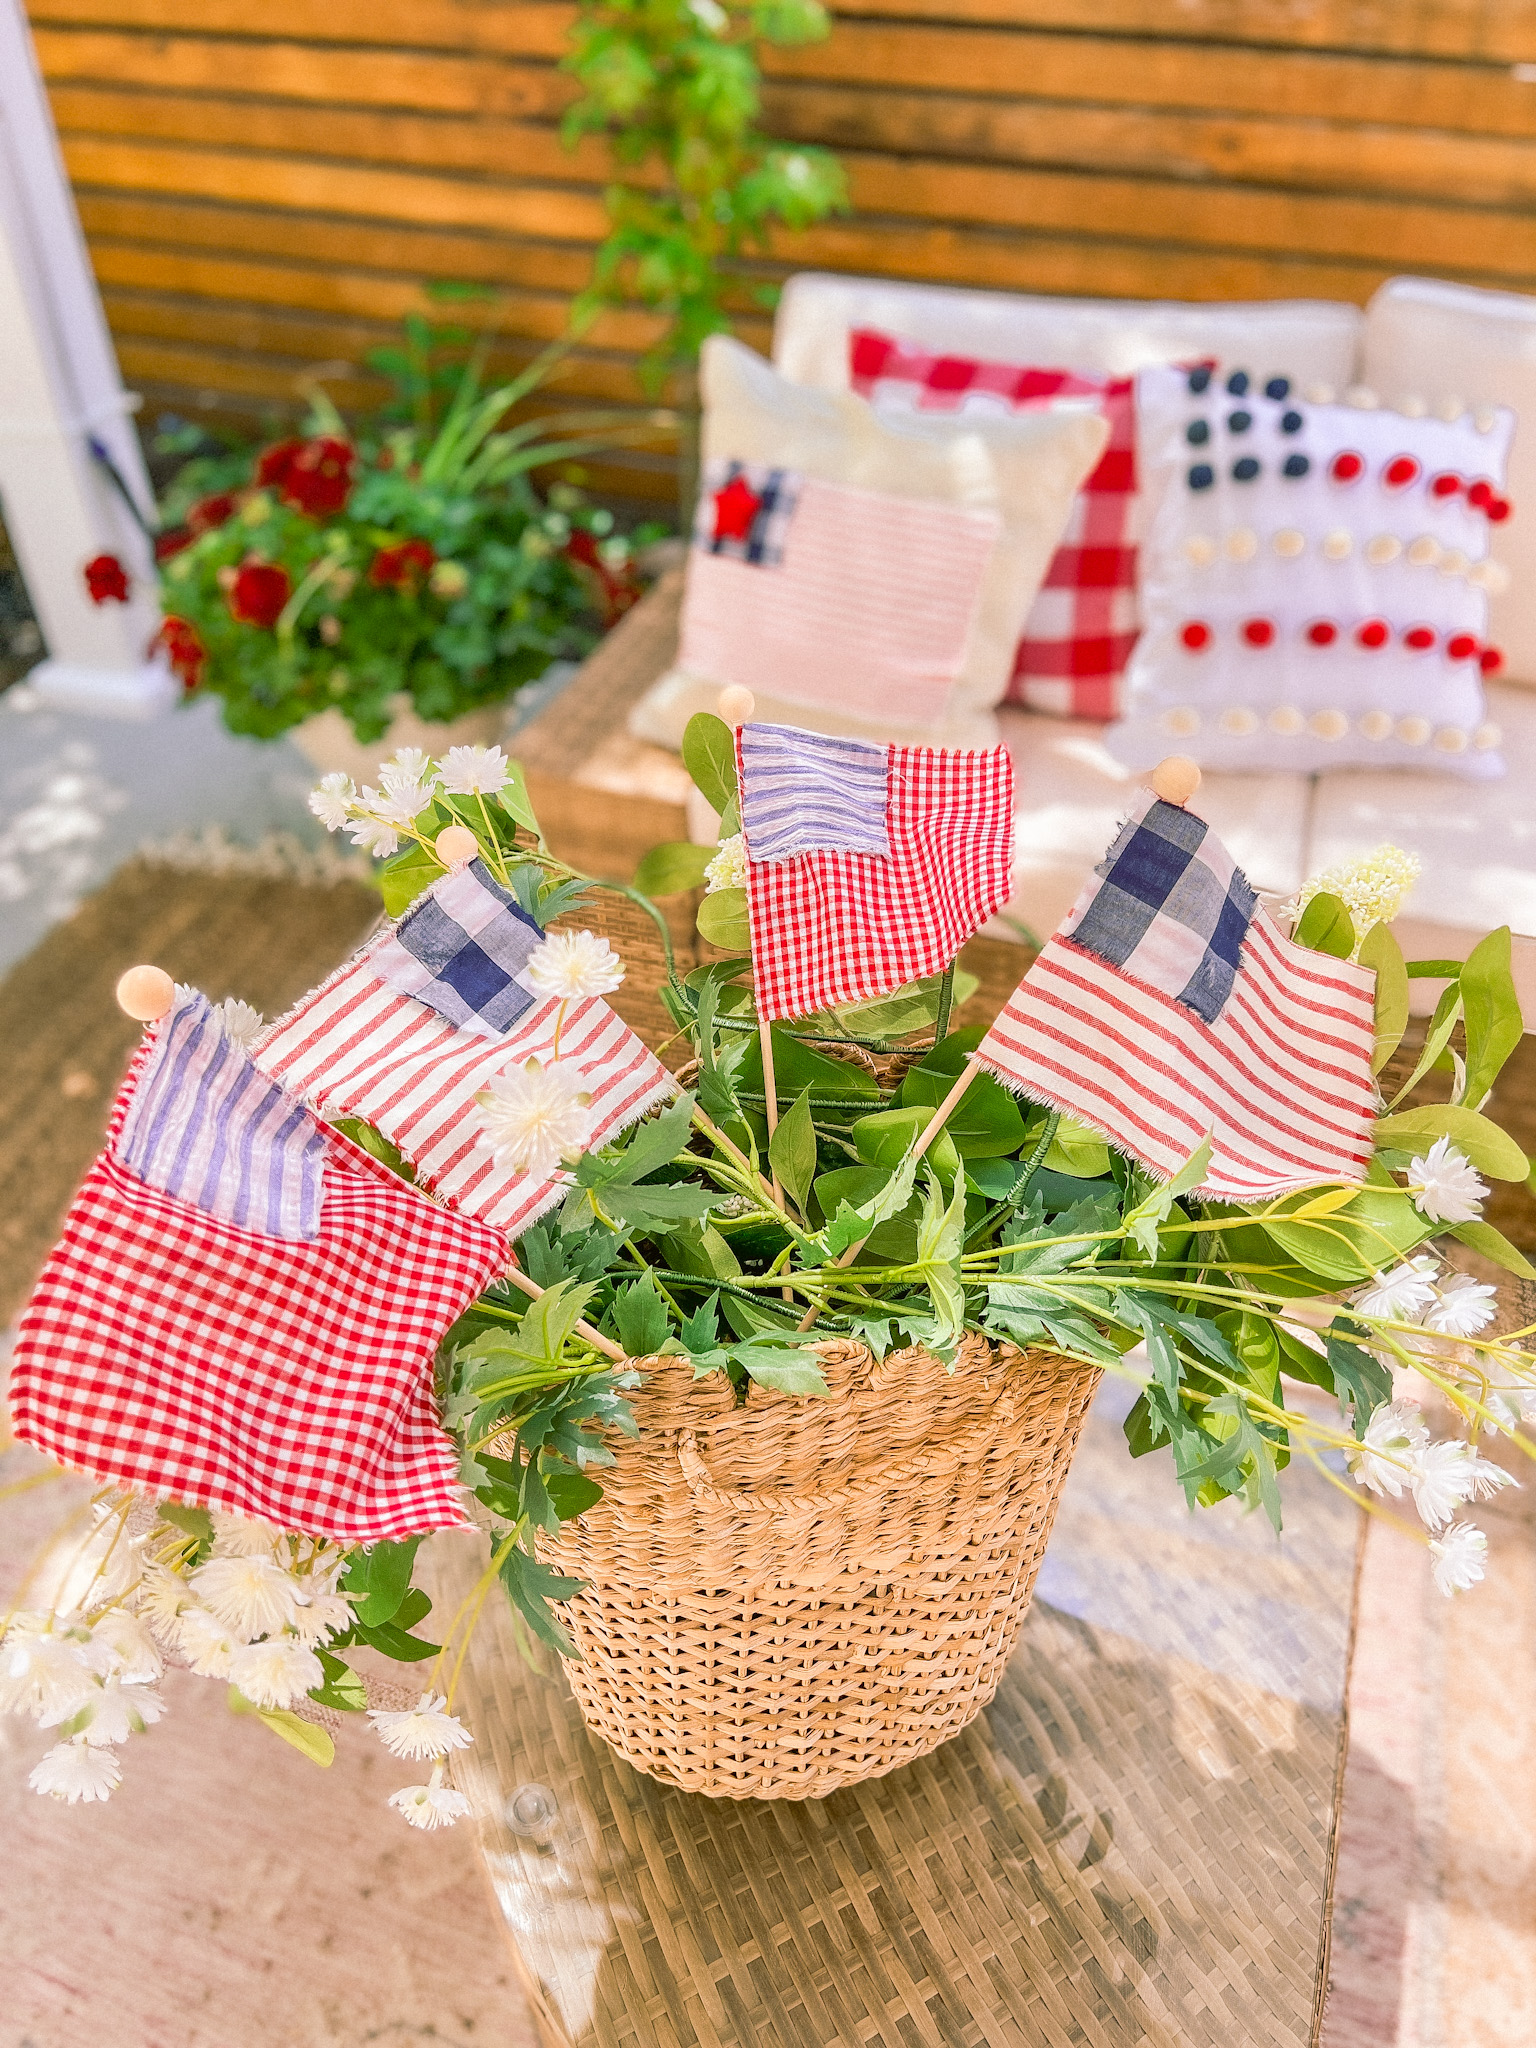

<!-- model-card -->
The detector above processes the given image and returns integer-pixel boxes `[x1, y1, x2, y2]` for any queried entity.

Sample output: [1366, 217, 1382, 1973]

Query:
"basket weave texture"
[539, 1334, 1101, 1800]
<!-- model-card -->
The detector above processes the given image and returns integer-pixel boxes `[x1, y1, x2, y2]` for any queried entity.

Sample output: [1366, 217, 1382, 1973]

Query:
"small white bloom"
[174, 1606, 240, 1678]
[207, 1512, 283, 1559]
[1293, 843, 1421, 936]
[689, 0, 729, 30]
[1407, 1137, 1488, 1226]
[135, 1566, 192, 1645]
[214, 997, 264, 1048]
[523, 929, 625, 1002]
[189, 1553, 300, 1641]
[1423, 1273, 1499, 1339]
[439, 744, 512, 796]
[1410, 1438, 1484, 1529]
[379, 748, 438, 800]
[703, 833, 747, 895]
[29, 1738, 122, 1803]
[1352, 1255, 1441, 1325]
[308, 771, 355, 832]
[1346, 1399, 1428, 1499]
[84, 1611, 163, 1685]
[376, 781, 435, 827]
[228, 1635, 324, 1711]
[476, 1057, 592, 1180]
[368, 1691, 473, 1761]
[347, 814, 401, 860]
[388, 1777, 471, 1831]
[47, 1677, 165, 1745]
[1429, 1520, 1488, 1596]
[287, 1591, 353, 1648]
[0, 1623, 97, 1720]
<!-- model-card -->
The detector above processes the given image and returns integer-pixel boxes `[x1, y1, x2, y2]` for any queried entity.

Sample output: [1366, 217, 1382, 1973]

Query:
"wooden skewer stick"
[502, 1266, 627, 1363]
[759, 1017, 784, 1206]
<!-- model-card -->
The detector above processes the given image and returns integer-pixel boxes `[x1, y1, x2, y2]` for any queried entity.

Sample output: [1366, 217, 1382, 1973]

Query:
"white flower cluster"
[703, 833, 746, 895]
[476, 1055, 593, 1179]
[370, 1692, 473, 1830]
[307, 744, 514, 859]
[1403, 1137, 1488, 1228]
[1291, 842, 1421, 936]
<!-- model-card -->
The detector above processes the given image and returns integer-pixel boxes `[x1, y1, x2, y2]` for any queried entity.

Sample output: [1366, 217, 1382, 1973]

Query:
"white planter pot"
[290, 695, 506, 786]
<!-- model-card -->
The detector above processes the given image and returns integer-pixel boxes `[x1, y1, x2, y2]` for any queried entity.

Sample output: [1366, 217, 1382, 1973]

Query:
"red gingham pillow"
[850, 329, 1139, 720]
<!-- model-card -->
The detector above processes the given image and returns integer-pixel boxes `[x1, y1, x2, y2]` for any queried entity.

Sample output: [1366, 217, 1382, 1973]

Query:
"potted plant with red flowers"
[155, 336, 665, 769]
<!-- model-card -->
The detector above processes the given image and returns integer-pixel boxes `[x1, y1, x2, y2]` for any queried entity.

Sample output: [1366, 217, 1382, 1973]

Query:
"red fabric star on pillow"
[712, 473, 762, 546]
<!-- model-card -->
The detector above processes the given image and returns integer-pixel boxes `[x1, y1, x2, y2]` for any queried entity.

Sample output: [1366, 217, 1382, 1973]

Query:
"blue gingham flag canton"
[1066, 795, 1258, 1025]
[118, 991, 326, 1240]
[697, 459, 803, 568]
[370, 857, 542, 1037]
[739, 723, 891, 863]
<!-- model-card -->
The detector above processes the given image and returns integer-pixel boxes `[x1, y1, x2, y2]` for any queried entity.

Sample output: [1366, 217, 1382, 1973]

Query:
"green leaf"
[1387, 979, 1463, 1109]
[461, 1279, 597, 1374]
[681, 711, 738, 814]
[545, 1470, 605, 1521]
[157, 1501, 214, 1546]
[696, 886, 750, 949]
[1042, 1117, 1111, 1180]
[1459, 926, 1523, 1108]
[377, 842, 443, 916]
[344, 1536, 422, 1628]
[499, 1544, 583, 1655]
[1120, 1138, 1212, 1259]
[768, 1084, 818, 1211]
[611, 1274, 671, 1357]
[498, 759, 542, 841]
[1372, 1105, 1529, 1182]
[1264, 1182, 1432, 1282]
[897, 1052, 1026, 1159]
[633, 840, 714, 897]
[733, 1344, 831, 1396]
[1326, 1327, 1393, 1438]
[580, 1094, 695, 1189]
[1450, 1218, 1536, 1280]
[309, 1649, 367, 1713]
[1358, 921, 1410, 1074]
[229, 1689, 336, 1765]
[740, 1027, 880, 1101]
[601, 1182, 720, 1226]
[851, 1107, 960, 1187]
[357, 1617, 441, 1662]
[1295, 891, 1355, 960]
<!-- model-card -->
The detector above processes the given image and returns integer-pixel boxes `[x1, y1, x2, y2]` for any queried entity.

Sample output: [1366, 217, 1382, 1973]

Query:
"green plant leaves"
[1294, 891, 1355, 960]
[851, 1107, 960, 1187]
[545, 1471, 605, 1521]
[1450, 1218, 1536, 1280]
[344, 1536, 422, 1628]
[1372, 1104, 1528, 1181]
[634, 840, 714, 896]
[697, 886, 750, 949]
[310, 1648, 368, 1712]
[378, 842, 443, 915]
[1358, 921, 1409, 1073]
[1042, 1117, 1111, 1180]
[231, 1691, 336, 1767]
[1459, 926, 1523, 1109]
[768, 1085, 818, 1211]
[611, 1273, 672, 1356]
[681, 712, 738, 815]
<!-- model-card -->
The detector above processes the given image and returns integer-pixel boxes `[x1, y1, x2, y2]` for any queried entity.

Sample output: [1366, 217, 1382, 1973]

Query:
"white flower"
[380, 748, 438, 800]
[439, 744, 512, 796]
[1352, 1255, 1441, 1325]
[308, 771, 355, 832]
[214, 997, 264, 1048]
[135, 1566, 192, 1645]
[29, 1738, 122, 1803]
[476, 1057, 592, 1180]
[388, 1774, 471, 1831]
[46, 1677, 165, 1745]
[1429, 1520, 1488, 1596]
[1424, 1273, 1499, 1339]
[368, 1691, 473, 1761]
[189, 1553, 300, 1640]
[85, 1611, 163, 1685]
[1407, 1137, 1488, 1226]
[1293, 843, 1421, 936]
[1346, 1399, 1428, 1499]
[174, 1607, 239, 1678]
[703, 833, 747, 894]
[0, 1622, 97, 1720]
[287, 1591, 353, 1648]
[523, 929, 625, 1002]
[347, 813, 401, 860]
[228, 1635, 324, 1711]
[376, 781, 435, 827]
[207, 1512, 283, 1559]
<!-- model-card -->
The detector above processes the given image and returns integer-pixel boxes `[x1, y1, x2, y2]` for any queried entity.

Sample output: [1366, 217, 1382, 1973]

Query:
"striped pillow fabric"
[849, 329, 1139, 721]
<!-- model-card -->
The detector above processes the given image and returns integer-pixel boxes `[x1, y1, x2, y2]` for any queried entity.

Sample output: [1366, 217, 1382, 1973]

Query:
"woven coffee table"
[437, 1376, 1356, 2048]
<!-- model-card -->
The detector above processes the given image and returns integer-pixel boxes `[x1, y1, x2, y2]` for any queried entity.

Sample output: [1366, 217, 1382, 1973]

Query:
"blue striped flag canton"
[117, 993, 326, 1240]
[1070, 798, 1258, 1025]
[738, 723, 892, 865]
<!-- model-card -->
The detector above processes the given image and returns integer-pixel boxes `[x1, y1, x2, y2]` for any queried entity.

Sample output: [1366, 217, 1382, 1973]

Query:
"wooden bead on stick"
[116, 964, 175, 1021]
[434, 825, 479, 869]
[717, 685, 755, 727]
[1149, 755, 1202, 806]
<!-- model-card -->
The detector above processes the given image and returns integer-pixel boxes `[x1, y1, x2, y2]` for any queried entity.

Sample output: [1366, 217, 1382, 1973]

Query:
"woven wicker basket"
[539, 1332, 1101, 1800]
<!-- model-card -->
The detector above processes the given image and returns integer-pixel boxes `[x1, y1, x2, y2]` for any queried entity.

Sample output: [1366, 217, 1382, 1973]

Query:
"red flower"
[564, 528, 642, 627]
[154, 615, 206, 693]
[254, 436, 355, 519]
[83, 553, 130, 604]
[154, 529, 193, 562]
[188, 491, 238, 535]
[228, 561, 292, 630]
[369, 538, 436, 590]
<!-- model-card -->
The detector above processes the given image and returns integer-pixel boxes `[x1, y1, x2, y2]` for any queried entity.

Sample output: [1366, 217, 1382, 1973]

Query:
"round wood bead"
[717, 685, 756, 726]
[434, 825, 480, 868]
[116, 964, 176, 1021]
[1149, 755, 1202, 806]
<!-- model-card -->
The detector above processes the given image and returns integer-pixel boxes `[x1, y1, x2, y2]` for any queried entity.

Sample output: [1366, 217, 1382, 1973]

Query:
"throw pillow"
[626, 335, 1109, 753]
[848, 328, 1137, 719]
[1104, 362, 1514, 779]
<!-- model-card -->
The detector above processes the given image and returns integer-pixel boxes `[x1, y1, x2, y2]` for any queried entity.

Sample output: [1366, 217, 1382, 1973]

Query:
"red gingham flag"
[737, 721, 1015, 1023]
[256, 959, 674, 1239]
[975, 792, 1377, 1199]
[9, 1031, 510, 1543]
[849, 330, 1139, 721]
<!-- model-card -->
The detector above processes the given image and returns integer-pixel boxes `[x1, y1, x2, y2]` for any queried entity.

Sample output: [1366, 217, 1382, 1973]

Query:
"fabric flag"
[370, 855, 544, 1038]
[681, 459, 1001, 726]
[256, 873, 675, 1239]
[736, 720, 1015, 1023]
[974, 792, 1377, 1199]
[9, 993, 509, 1543]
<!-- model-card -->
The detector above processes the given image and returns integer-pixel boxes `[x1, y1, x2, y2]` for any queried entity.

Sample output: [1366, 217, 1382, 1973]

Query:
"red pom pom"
[83, 553, 130, 605]
[1356, 619, 1390, 650]
[1446, 632, 1480, 661]
[369, 538, 437, 590]
[1180, 620, 1212, 652]
[1403, 625, 1437, 651]
[1467, 479, 1494, 510]
[1430, 471, 1463, 499]
[1329, 451, 1365, 484]
[1241, 617, 1276, 648]
[1383, 455, 1421, 489]
[1488, 496, 1513, 524]
[1480, 646, 1505, 675]
[227, 561, 292, 630]
[1305, 619, 1338, 647]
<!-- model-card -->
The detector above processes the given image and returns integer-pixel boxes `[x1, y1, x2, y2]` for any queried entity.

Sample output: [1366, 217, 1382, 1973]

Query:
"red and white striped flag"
[736, 721, 1015, 1023]
[976, 791, 1378, 1199]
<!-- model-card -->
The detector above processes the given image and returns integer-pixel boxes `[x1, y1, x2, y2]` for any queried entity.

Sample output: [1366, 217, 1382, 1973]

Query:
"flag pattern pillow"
[850, 329, 1138, 721]
[1106, 362, 1514, 778]
[976, 792, 1378, 1200]
[736, 721, 1015, 1022]
[10, 993, 509, 1542]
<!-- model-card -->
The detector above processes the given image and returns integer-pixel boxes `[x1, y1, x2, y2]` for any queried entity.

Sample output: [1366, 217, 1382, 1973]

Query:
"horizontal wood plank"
[30, 0, 576, 58]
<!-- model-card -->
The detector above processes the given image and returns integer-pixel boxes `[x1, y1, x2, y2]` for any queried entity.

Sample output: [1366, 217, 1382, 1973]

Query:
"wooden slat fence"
[25, 0, 1536, 501]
